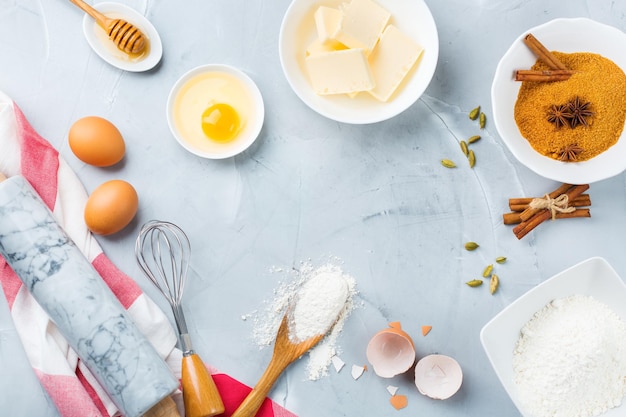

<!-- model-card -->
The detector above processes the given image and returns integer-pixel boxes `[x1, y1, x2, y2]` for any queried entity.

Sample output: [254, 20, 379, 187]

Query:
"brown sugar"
[514, 52, 626, 161]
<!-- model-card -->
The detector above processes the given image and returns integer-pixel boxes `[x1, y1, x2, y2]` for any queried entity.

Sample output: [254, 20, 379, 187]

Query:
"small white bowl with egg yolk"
[167, 64, 265, 159]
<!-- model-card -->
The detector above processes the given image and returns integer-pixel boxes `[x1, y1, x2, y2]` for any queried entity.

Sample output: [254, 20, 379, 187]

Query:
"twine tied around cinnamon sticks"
[503, 183, 591, 239]
[528, 193, 576, 220]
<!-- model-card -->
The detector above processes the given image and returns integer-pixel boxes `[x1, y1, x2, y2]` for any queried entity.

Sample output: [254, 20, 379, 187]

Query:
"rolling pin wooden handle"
[143, 396, 181, 417]
[182, 353, 225, 417]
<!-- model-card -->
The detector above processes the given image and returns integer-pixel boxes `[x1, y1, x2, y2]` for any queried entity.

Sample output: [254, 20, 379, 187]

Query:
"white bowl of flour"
[480, 257, 626, 417]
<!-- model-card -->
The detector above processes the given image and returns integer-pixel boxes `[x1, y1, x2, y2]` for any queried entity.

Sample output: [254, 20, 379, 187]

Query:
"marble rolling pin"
[0, 174, 179, 417]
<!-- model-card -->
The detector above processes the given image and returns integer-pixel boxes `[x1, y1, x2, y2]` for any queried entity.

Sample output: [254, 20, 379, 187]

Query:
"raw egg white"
[84, 179, 138, 235]
[171, 70, 255, 151]
[69, 116, 125, 167]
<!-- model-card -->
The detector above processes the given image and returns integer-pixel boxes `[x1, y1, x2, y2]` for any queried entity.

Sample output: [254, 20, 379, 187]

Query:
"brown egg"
[69, 116, 125, 167]
[84, 180, 138, 235]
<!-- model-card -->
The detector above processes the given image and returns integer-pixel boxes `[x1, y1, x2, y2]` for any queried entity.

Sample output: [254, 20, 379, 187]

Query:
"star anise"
[559, 144, 584, 162]
[546, 104, 571, 128]
[566, 96, 594, 128]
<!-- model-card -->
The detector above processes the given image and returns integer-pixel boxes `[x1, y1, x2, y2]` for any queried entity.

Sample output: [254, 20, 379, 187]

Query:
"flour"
[289, 271, 350, 342]
[513, 295, 626, 417]
[250, 261, 358, 380]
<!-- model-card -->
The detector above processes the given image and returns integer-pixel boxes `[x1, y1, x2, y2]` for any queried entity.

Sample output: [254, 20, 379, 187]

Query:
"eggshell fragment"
[366, 322, 416, 378]
[331, 355, 345, 372]
[351, 364, 365, 380]
[421, 325, 432, 336]
[69, 116, 125, 167]
[390, 394, 408, 410]
[414, 354, 463, 400]
[386, 385, 399, 396]
[84, 179, 138, 235]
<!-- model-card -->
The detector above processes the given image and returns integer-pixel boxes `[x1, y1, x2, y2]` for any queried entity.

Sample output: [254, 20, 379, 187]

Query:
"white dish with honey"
[82, 2, 162, 72]
[166, 64, 265, 159]
[279, 0, 438, 124]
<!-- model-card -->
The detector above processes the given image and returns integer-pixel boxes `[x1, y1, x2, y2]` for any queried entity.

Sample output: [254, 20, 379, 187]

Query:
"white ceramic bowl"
[82, 2, 162, 72]
[480, 257, 626, 417]
[491, 18, 626, 184]
[278, 0, 439, 124]
[166, 64, 265, 159]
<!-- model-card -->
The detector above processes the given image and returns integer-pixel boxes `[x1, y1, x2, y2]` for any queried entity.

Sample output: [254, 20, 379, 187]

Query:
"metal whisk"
[135, 220, 224, 417]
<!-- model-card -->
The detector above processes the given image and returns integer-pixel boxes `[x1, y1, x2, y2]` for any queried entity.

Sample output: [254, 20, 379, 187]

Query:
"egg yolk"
[201, 103, 240, 142]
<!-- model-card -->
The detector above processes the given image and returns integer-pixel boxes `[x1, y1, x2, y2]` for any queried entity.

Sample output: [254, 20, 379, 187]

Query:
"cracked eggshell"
[366, 322, 416, 378]
[414, 354, 463, 400]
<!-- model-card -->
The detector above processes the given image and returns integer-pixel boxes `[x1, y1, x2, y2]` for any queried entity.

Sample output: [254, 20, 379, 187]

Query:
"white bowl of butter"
[279, 0, 438, 124]
[166, 64, 264, 159]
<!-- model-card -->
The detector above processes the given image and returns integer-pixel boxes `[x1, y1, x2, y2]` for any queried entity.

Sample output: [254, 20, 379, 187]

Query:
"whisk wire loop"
[135, 220, 193, 347]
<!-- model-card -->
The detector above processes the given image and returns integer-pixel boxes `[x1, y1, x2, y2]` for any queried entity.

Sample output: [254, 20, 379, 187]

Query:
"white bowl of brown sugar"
[492, 18, 626, 184]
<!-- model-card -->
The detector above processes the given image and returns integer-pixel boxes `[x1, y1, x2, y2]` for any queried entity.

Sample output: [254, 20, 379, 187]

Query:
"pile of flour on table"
[513, 294, 626, 417]
[249, 261, 358, 380]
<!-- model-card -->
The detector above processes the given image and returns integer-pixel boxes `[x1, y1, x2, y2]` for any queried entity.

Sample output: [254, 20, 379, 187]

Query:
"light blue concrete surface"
[1, 0, 625, 416]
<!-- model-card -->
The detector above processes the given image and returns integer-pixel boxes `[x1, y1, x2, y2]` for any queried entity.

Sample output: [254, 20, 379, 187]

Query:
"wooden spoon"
[230, 315, 326, 417]
[69, 0, 146, 54]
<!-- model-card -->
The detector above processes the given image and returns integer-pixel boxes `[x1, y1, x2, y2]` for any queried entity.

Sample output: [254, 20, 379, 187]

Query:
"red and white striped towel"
[0, 91, 296, 417]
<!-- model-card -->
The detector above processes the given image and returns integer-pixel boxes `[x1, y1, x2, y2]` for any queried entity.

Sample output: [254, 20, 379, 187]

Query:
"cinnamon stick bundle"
[518, 183, 571, 222]
[512, 184, 590, 239]
[509, 194, 591, 211]
[503, 208, 590, 225]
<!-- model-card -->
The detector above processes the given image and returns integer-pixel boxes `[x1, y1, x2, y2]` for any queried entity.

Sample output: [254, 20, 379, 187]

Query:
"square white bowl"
[480, 257, 626, 417]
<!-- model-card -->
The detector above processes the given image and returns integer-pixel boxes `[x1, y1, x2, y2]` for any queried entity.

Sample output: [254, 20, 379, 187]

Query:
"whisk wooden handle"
[68, 0, 146, 54]
[182, 353, 225, 417]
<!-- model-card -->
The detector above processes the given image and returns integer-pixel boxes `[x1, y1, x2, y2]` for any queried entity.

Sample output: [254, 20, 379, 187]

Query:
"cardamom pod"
[469, 106, 480, 120]
[466, 279, 483, 287]
[460, 140, 469, 156]
[479, 112, 486, 129]
[468, 135, 481, 144]
[441, 159, 456, 168]
[468, 150, 476, 168]
[483, 264, 493, 278]
[464, 241, 479, 251]
[496, 256, 507, 264]
[490, 274, 499, 294]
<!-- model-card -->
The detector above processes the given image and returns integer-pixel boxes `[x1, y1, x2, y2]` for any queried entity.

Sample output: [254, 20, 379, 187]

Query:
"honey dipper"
[69, 0, 146, 54]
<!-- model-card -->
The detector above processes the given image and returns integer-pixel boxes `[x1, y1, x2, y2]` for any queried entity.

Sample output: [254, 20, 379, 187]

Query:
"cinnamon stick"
[518, 183, 572, 222]
[513, 184, 590, 239]
[509, 194, 591, 211]
[523, 33, 568, 71]
[515, 69, 574, 82]
[503, 208, 590, 225]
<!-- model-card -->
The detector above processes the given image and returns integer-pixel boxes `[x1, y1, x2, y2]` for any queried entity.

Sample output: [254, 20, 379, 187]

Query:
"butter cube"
[305, 48, 375, 95]
[306, 38, 347, 57]
[367, 25, 424, 102]
[314, 6, 343, 45]
[336, 0, 391, 53]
